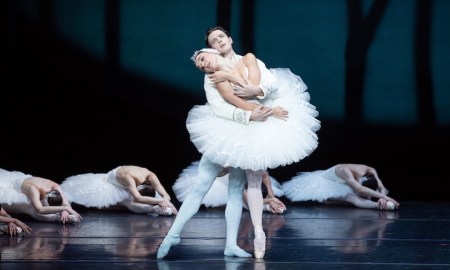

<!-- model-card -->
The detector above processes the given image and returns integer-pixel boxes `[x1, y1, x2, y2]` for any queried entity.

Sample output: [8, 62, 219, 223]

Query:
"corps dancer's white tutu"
[172, 161, 284, 207]
[0, 168, 31, 205]
[187, 68, 320, 171]
[281, 166, 354, 202]
[61, 169, 131, 208]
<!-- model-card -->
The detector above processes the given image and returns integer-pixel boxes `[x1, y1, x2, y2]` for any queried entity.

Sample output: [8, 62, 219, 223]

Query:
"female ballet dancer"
[281, 164, 400, 210]
[188, 47, 320, 257]
[0, 168, 81, 223]
[61, 165, 178, 216]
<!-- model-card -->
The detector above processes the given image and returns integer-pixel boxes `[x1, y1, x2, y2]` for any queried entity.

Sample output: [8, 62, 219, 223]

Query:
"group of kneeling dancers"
[0, 26, 399, 260]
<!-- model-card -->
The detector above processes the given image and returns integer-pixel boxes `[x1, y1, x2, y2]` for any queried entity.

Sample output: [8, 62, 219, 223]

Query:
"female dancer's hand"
[7, 222, 23, 236]
[68, 209, 82, 222]
[267, 197, 287, 214]
[13, 219, 32, 234]
[159, 200, 178, 215]
[272, 107, 289, 120]
[378, 198, 399, 210]
[60, 210, 70, 223]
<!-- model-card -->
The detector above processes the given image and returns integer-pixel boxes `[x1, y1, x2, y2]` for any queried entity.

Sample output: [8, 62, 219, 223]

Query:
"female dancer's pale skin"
[332, 164, 400, 209]
[2, 177, 82, 224]
[0, 206, 32, 235]
[194, 49, 288, 258]
[282, 164, 400, 210]
[114, 166, 178, 215]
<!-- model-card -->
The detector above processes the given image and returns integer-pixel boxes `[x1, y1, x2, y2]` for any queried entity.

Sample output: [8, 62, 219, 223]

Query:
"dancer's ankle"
[157, 234, 181, 259]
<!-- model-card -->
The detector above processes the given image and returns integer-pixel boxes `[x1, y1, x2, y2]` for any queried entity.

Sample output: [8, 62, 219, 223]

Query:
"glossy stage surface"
[1, 202, 449, 270]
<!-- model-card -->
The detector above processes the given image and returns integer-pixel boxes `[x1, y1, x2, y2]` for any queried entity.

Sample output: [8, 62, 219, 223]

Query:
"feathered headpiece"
[190, 48, 220, 63]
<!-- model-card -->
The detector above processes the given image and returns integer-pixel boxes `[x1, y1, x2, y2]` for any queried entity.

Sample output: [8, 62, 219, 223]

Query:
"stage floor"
[1, 202, 449, 270]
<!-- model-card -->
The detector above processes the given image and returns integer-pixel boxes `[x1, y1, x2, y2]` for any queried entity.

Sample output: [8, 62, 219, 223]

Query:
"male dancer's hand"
[250, 106, 272, 121]
[233, 83, 263, 99]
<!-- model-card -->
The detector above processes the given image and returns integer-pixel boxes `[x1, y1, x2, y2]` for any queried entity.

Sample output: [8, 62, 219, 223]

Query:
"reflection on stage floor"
[1, 202, 449, 270]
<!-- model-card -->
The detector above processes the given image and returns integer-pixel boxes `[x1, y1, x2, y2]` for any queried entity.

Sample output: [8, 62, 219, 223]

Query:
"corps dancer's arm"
[127, 185, 163, 205]
[52, 184, 72, 207]
[127, 173, 178, 215]
[262, 172, 287, 213]
[146, 171, 171, 202]
[0, 207, 32, 234]
[50, 183, 82, 221]
[341, 171, 399, 208]
[25, 185, 73, 214]
[366, 166, 388, 195]
[262, 171, 275, 198]
[0, 207, 14, 223]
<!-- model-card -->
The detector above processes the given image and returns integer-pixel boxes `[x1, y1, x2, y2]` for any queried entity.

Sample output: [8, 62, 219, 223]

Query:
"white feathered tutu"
[187, 68, 320, 171]
[172, 161, 284, 207]
[0, 168, 31, 205]
[281, 166, 354, 202]
[61, 169, 131, 208]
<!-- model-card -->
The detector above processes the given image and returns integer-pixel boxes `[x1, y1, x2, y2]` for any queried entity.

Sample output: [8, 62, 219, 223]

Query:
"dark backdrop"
[1, 0, 449, 202]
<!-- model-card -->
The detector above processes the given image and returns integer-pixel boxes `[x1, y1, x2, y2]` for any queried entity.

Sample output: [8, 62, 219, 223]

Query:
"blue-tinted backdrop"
[1, 0, 449, 201]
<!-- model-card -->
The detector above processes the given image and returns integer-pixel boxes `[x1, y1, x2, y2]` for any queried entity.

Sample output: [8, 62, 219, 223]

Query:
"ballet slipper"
[254, 225, 266, 259]
[157, 235, 181, 259]
[264, 203, 286, 214]
[224, 245, 252, 258]
[0, 225, 24, 235]
[163, 207, 173, 215]
[153, 205, 173, 216]
[385, 201, 396, 210]
[263, 204, 272, 212]
[378, 200, 395, 211]
[67, 215, 79, 223]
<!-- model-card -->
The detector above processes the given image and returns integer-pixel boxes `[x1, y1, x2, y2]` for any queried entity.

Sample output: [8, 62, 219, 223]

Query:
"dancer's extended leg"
[246, 170, 265, 258]
[224, 168, 251, 258]
[120, 199, 155, 214]
[2, 203, 67, 223]
[157, 157, 222, 259]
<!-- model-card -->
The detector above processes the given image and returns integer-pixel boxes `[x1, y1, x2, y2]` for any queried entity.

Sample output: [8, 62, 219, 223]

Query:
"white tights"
[157, 157, 251, 259]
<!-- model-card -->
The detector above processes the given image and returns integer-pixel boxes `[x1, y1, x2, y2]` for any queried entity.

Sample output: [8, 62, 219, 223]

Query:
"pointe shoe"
[254, 225, 266, 259]
[157, 235, 181, 259]
[153, 205, 173, 216]
[385, 201, 396, 210]
[68, 215, 79, 223]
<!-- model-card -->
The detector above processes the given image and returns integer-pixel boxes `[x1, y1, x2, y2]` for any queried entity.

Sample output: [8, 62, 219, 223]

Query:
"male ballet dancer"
[157, 26, 274, 259]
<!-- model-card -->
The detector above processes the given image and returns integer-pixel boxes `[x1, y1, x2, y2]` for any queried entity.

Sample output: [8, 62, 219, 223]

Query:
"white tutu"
[187, 68, 320, 171]
[281, 166, 354, 202]
[61, 172, 131, 208]
[0, 168, 31, 205]
[172, 161, 284, 207]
